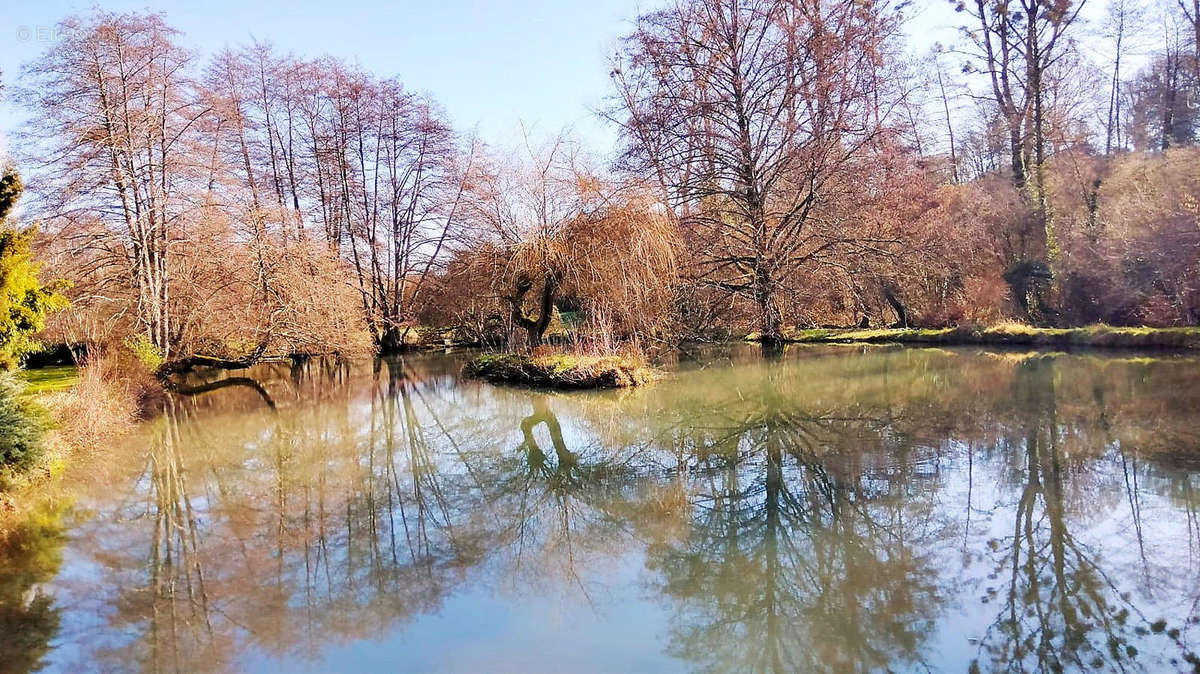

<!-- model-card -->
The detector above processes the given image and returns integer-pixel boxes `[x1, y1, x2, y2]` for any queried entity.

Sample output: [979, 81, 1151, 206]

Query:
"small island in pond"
[463, 353, 659, 389]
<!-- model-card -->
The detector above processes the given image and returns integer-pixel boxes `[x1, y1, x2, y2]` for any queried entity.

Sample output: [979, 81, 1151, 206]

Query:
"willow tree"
[610, 0, 907, 341]
[462, 135, 678, 348]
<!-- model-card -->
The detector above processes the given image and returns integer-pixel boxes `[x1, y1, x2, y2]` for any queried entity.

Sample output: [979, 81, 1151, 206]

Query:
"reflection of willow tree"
[0, 503, 67, 674]
[520, 396, 579, 481]
[972, 358, 1195, 672]
[478, 393, 641, 595]
[644, 362, 946, 673]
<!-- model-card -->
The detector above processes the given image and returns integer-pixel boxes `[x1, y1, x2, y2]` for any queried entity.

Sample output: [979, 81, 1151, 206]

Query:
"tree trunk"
[754, 268, 784, 342]
[506, 272, 559, 349]
[881, 281, 909, 328]
[1009, 123, 1026, 189]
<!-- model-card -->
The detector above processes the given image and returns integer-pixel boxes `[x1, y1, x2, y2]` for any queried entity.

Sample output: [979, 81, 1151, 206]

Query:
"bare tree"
[201, 50, 476, 353]
[19, 13, 213, 359]
[1178, 0, 1200, 77]
[609, 0, 908, 341]
[931, 45, 964, 183]
[1126, 12, 1198, 150]
[316, 68, 468, 350]
[952, 0, 1086, 323]
[955, 0, 1086, 197]
[1102, 0, 1145, 154]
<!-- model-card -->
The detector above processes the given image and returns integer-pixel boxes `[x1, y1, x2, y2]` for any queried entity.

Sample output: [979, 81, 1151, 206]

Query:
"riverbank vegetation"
[0, 0, 1198, 375]
[1, 355, 145, 519]
[0, 376, 49, 476]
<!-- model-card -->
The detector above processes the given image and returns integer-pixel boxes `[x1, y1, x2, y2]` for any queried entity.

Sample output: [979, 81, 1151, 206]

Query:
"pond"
[4, 345, 1200, 673]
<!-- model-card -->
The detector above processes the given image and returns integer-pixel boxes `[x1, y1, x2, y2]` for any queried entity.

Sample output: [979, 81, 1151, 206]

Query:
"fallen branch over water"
[169, 377, 278, 409]
[462, 353, 659, 389]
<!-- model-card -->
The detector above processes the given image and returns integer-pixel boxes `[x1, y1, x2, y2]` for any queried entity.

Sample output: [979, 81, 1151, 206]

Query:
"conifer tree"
[0, 168, 68, 370]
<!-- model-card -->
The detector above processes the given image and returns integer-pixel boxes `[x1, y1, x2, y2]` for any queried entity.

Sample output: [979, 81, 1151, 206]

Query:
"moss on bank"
[463, 353, 659, 389]
[758, 324, 1200, 350]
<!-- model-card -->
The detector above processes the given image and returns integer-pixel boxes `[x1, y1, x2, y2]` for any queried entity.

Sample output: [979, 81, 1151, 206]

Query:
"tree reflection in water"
[640, 351, 948, 672]
[969, 357, 1200, 672]
[14, 346, 1200, 672]
[0, 502, 67, 674]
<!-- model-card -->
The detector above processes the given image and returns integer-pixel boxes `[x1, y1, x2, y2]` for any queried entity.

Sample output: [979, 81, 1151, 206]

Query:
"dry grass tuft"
[40, 355, 144, 455]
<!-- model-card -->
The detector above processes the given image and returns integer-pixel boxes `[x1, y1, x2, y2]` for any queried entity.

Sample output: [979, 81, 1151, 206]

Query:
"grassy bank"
[1, 358, 146, 529]
[463, 352, 660, 389]
[752, 323, 1200, 350]
[17, 366, 79, 394]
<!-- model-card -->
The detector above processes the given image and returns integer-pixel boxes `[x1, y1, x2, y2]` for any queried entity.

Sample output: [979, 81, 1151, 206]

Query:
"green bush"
[0, 373, 49, 471]
[125, 333, 164, 371]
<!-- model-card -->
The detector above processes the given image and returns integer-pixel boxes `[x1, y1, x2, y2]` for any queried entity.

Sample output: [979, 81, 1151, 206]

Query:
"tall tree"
[19, 12, 209, 359]
[956, 0, 1086, 195]
[954, 0, 1086, 322]
[298, 63, 468, 351]
[1102, 0, 1144, 154]
[931, 45, 963, 183]
[1178, 0, 1200, 79]
[1126, 15, 1198, 151]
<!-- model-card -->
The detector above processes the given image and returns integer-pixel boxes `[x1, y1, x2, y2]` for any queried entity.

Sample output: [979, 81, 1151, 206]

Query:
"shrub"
[0, 169, 69, 370]
[124, 334, 164, 371]
[0, 374, 49, 471]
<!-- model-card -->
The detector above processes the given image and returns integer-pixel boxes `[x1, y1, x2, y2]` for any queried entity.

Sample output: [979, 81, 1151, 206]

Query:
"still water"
[4, 345, 1200, 673]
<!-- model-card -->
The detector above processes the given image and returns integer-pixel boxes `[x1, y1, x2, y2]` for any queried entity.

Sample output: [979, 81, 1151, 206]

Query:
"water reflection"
[0, 502, 67, 674]
[641, 362, 947, 672]
[8, 346, 1200, 672]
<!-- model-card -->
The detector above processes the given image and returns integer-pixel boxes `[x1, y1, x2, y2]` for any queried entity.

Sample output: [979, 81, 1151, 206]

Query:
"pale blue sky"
[0, 0, 1067, 159]
[0, 0, 657, 154]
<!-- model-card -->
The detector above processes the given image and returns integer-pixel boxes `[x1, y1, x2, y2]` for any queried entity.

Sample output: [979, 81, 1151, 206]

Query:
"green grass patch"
[17, 366, 79, 395]
[463, 352, 659, 389]
[779, 324, 1200, 350]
